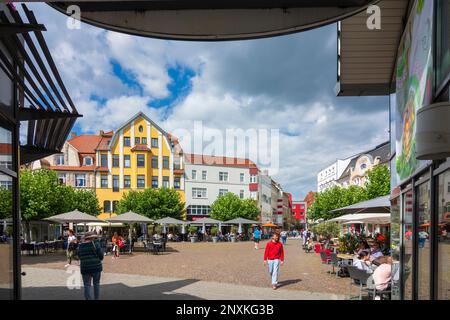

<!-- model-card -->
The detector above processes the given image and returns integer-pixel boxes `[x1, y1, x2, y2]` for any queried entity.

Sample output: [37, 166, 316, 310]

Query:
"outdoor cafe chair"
[363, 275, 392, 300]
[329, 252, 345, 277]
[347, 266, 371, 300]
[319, 251, 332, 273]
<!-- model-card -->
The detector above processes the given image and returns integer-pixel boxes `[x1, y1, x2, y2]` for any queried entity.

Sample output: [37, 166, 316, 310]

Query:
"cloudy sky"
[25, 3, 389, 200]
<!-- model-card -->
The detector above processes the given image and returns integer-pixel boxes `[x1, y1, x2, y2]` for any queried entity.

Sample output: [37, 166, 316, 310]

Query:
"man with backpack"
[78, 231, 104, 300]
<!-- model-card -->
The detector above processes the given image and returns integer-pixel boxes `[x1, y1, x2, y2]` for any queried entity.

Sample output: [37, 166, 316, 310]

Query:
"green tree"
[71, 189, 101, 216]
[365, 164, 390, 199]
[309, 185, 367, 221]
[117, 187, 184, 219]
[0, 187, 12, 220]
[210, 193, 259, 221]
[311, 221, 340, 238]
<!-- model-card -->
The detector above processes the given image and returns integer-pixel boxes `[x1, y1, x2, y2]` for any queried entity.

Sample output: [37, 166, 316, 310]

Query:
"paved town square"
[22, 239, 347, 300]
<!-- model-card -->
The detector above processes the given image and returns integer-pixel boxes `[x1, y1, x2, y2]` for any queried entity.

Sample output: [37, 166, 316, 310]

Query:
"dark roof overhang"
[48, 0, 379, 41]
[0, 4, 81, 165]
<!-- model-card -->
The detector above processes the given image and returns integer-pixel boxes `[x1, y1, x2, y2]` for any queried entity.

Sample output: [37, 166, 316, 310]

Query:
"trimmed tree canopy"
[210, 193, 259, 221]
[117, 187, 184, 220]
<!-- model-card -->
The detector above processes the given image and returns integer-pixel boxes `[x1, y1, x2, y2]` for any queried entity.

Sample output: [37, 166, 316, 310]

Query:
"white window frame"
[58, 173, 66, 185]
[219, 171, 229, 182]
[84, 156, 93, 166]
[202, 170, 207, 180]
[75, 174, 86, 187]
[239, 190, 244, 199]
[250, 174, 257, 183]
[218, 189, 228, 197]
[192, 170, 197, 180]
[55, 154, 64, 165]
[240, 173, 245, 182]
[192, 187, 207, 198]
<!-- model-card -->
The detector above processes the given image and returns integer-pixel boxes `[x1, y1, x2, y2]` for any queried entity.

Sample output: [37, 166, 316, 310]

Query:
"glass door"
[416, 180, 431, 300]
[0, 126, 14, 299]
[437, 169, 450, 299]
[403, 189, 414, 300]
[390, 196, 401, 299]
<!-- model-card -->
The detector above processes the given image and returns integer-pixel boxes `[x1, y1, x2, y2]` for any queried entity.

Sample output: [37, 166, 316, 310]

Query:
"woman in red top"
[263, 233, 285, 289]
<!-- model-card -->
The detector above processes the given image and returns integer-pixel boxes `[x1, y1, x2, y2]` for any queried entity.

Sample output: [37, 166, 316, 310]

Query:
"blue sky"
[26, 3, 389, 200]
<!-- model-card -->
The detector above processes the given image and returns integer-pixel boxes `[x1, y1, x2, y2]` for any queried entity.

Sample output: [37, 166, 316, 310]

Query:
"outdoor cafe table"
[337, 253, 354, 260]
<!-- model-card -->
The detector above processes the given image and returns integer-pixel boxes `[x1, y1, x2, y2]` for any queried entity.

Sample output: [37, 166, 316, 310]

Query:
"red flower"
[377, 235, 385, 242]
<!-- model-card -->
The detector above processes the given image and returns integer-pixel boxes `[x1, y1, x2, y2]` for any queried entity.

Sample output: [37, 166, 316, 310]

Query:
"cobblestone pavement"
[22, 238, 350, 300]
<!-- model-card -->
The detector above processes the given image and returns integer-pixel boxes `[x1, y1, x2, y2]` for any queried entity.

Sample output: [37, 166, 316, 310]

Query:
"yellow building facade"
[95, 112, 185, 220]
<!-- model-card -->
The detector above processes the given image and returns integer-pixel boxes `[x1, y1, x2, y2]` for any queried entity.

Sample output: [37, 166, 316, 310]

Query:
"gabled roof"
[108, 111, 172, 151]
[338, 141, 390, 180]
[67, 134, 101, 154]
[184, 153, 257, 168]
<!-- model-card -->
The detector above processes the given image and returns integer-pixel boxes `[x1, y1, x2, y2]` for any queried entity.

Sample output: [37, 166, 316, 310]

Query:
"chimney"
[71, 132, 77, 139]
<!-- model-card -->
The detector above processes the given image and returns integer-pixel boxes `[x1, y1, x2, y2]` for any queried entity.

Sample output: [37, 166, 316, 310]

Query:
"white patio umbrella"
[106, 211, 154, 252]
[224, 217, 260, 235]
[45, 209, 104, 234]
[154, 217, 190, 234]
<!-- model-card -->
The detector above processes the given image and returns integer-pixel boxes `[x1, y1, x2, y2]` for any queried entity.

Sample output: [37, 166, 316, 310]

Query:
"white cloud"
[25, 3, 390, 200]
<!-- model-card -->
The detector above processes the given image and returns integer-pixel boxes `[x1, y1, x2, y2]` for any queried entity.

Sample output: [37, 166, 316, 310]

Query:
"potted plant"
[188, 226, 198, 243]
[210, 226, 219, 243]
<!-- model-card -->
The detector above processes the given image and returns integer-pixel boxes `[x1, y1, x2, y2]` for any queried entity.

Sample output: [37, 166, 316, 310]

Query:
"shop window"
[403, 189, 414, 300]
[437, 169, 450, 299]
[416, 180, 431, 300]
[437, 0, 450, 90]
[390, 196, 401, 300]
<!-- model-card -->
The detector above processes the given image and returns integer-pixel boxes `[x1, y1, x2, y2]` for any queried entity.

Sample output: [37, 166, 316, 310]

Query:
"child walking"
[263, 233, 285, 290]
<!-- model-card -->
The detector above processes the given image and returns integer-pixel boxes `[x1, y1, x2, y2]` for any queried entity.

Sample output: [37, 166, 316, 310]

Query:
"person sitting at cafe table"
[369, 242, 384, 262]
[352, 251, 372, 272]
[354, 240, 370, 256]
[372, 256, 392, 300]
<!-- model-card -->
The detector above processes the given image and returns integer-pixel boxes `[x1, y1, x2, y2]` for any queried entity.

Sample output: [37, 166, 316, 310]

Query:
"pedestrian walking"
[253, 226, 261, 249]
[280, 230, 287, 245]
[65, 229, 78, 268]
[78, 231, 104, 300]
[263, 233, 285, 290]
[111, 232, 122, 259]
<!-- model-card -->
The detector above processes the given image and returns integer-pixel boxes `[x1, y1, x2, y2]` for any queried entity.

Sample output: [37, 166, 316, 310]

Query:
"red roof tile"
[0, 143, 12, 155]
[49, 165, 96, 172]
[68, 134, 101, 153]
[131, 145, 151, 152]
[184, 153, 257, 168]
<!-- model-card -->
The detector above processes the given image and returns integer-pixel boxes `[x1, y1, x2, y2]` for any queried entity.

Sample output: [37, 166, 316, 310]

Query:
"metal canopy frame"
[0, 4, 81, 165]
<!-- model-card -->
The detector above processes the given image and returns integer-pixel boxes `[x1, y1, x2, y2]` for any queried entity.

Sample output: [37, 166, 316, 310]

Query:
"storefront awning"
[0, 4, 81, 164]
[331, 195, 390, 214]
[329, 213, 390, 224]
[336, 0, 410, 96]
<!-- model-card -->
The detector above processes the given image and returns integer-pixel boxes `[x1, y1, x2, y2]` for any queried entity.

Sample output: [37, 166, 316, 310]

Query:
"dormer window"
[84, 156, 93, 166]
